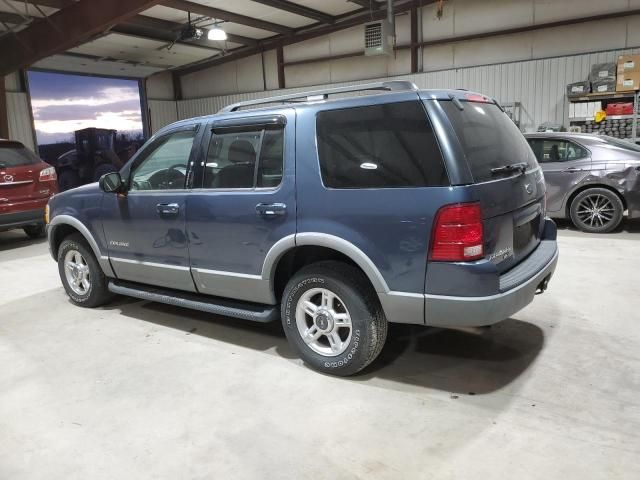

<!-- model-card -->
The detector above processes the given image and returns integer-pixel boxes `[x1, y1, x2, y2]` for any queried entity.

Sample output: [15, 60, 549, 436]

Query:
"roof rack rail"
[219, 81, 419, 113]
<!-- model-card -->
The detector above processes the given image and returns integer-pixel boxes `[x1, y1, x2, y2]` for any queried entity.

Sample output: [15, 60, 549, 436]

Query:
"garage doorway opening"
[27, 71, 145, 171]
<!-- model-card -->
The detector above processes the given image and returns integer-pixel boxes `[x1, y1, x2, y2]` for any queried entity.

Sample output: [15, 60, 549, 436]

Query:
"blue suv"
[46, 82, 558, 376]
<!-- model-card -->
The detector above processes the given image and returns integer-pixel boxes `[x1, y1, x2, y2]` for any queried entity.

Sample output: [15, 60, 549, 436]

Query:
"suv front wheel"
[57, 233, 112, 307]
[281, 261, 387, 376]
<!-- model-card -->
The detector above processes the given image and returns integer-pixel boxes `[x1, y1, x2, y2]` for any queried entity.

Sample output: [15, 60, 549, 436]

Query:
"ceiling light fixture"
[208, 26, 227, 41]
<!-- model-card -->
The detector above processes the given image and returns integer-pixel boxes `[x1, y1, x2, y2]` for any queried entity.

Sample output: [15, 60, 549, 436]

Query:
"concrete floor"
[0, 222, 639, 479]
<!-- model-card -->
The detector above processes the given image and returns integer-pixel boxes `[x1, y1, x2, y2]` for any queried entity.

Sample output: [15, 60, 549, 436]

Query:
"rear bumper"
[424, 240, 558, 327]
[0, 208, 45, 231]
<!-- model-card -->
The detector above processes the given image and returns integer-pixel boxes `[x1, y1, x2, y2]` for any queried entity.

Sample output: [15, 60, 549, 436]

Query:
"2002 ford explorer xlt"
[46, 81, 559, 376]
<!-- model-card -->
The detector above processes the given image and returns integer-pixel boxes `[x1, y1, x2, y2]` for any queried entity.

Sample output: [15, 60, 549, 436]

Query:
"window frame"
[194, 115, 287, 192]
[125, 124, 200, 193]
[314, 101, 449, 190]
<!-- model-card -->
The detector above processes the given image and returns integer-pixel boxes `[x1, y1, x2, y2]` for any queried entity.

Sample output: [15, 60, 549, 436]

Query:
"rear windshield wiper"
[490, 162, 528, 176]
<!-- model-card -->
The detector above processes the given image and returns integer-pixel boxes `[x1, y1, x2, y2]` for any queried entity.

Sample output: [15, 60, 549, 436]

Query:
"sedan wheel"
[570, 188, 623, 233]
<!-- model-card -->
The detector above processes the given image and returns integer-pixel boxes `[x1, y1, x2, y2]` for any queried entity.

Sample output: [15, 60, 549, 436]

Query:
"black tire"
[57, 233, 112, 308]
[281, 261, 387, 376]
[58, 169, 80, 192]
[23, 223, 45, 239]
[569, 188, 624, 233]
[93, 163, 117, 182]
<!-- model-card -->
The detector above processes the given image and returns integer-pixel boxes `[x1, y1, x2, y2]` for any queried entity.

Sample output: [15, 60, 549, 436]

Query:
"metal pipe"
[387, 0, 395, 41]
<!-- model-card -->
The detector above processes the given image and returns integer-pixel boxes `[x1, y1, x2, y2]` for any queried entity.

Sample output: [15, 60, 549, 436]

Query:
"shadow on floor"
[555, 217, 640, 234]
[0, 230, 47, 252]
[106, 297, 544, 395]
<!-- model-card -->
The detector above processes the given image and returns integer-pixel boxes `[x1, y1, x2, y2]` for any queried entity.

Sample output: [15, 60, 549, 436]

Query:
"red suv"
[0, 139, 58, 238]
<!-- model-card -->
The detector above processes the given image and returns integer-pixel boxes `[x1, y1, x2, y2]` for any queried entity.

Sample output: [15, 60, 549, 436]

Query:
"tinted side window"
[204, 127, 284, 189]
[528, 139, 588, 163]
[316, 102, 448, 189]
[130, 130, 196, 191]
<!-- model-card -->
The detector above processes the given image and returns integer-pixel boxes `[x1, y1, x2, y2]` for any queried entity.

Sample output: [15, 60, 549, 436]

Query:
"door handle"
[562, 167, 581, 173]
[156, 203, 180, 216]
[256, 202, 286, 217]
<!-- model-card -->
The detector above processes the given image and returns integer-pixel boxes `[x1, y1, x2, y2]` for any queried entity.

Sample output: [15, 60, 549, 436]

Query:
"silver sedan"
[525, 132, 640, 233]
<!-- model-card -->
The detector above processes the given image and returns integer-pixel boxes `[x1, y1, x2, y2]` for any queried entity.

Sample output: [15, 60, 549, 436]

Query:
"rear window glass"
[316, 101, 449, 188]
[439, 100, 537, 183]
[0, 143, 40, 167]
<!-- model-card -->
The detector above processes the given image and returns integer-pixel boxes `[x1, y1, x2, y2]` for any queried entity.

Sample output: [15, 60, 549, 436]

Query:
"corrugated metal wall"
[177, 47, 640, 132]
[148, 100, 179, 134]
[6, 92, 36, 151]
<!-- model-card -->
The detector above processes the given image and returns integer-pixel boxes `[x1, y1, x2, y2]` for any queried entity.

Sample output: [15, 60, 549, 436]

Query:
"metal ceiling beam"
[249, 0, 334, 24]
[121, 15, 258, 46]
[0, 0, 162, 76]
[0, 11, 25, 24]
[348, 0, 381, 9]
[25, 0, 75, 8]
[160, 0, 293, 35]
[176, 0, 419, 75]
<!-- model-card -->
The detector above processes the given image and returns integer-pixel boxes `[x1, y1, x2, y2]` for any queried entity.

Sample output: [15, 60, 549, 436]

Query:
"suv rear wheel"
[58, 233, 112, 307]
[281, 261, 387, 376]
[570, 188, 624, 233]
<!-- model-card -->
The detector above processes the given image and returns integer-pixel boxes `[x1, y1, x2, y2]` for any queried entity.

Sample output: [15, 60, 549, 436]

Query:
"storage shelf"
[569, 91, 637, 102]
[569, 114, 635, 121]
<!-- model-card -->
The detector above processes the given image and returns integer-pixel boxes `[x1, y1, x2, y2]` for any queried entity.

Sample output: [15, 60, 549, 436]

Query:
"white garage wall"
[178, 1, 640, 99]
[147, 99, 179, 134]
[176, 46, 640, 133]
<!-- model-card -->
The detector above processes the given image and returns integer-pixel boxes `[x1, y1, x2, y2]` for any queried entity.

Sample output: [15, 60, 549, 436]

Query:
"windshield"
[438, 100, 538, 183]
[0, 142, 40, 168]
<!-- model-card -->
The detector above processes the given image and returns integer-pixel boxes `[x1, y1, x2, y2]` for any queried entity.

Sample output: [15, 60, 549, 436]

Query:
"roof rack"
[219, 81, 419, 113]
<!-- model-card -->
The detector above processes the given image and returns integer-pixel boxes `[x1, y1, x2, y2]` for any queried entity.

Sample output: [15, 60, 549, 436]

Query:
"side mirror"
[99, 172, 123, 193]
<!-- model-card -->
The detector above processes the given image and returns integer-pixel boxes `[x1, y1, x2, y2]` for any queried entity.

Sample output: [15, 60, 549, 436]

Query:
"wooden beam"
[0, 78, 8, 139]
[410, 2, 418, 73]
[276, 44, 285, 89]
[160, 0, 293, 35]
[0, 0, 162, 76]
[249, 0, 334, 24]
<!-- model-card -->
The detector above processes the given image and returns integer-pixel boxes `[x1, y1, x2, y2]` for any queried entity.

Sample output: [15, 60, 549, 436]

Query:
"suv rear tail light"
[429, 203, 484, 262]
[39, 167, 57, 182]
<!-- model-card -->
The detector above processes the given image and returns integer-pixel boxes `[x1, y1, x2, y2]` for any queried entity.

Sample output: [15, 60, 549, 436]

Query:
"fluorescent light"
[208, 27, 227, 41]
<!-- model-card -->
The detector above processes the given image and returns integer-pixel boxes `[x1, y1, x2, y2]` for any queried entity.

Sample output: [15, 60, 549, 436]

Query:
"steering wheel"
[161, 163, 187, 189]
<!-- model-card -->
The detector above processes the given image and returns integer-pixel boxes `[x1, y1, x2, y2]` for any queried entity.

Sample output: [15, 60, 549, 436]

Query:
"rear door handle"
[256, 202, 286, 217]
[562, 167, 581, 173]
[156, 203, 180, 216]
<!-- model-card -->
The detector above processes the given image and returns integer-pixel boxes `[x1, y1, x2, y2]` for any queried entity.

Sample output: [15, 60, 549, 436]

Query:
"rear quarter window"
[316, 101, 449, 189]
[439, 100, 537, 183]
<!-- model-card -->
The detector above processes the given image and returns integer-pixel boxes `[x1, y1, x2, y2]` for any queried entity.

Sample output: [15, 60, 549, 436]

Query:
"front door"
[186, 111, 296, 304]
[102, 125, 200, 292]
[528, 137, 591, 214]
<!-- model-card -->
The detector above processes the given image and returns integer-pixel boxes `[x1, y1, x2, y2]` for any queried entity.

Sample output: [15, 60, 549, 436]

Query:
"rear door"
[0, 142, 50, 209]
[185, 111, 295, 304]
[436, 99, 545, 273]
[527, 137, 591, 215]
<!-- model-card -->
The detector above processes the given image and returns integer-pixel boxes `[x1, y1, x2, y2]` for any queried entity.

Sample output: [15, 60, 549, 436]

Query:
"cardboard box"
[616, 71, 640, 91]
[617, 54, 640, 74]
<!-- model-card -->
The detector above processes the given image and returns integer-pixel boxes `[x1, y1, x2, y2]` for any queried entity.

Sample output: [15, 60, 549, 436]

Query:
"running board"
[108, 280, 279, 323]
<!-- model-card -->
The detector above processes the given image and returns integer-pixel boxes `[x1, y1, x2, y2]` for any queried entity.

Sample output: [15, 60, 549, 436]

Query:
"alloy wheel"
[64, 249, 91, 296]
[575, 193, 616, 229]
[295, 288, 352, 357]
